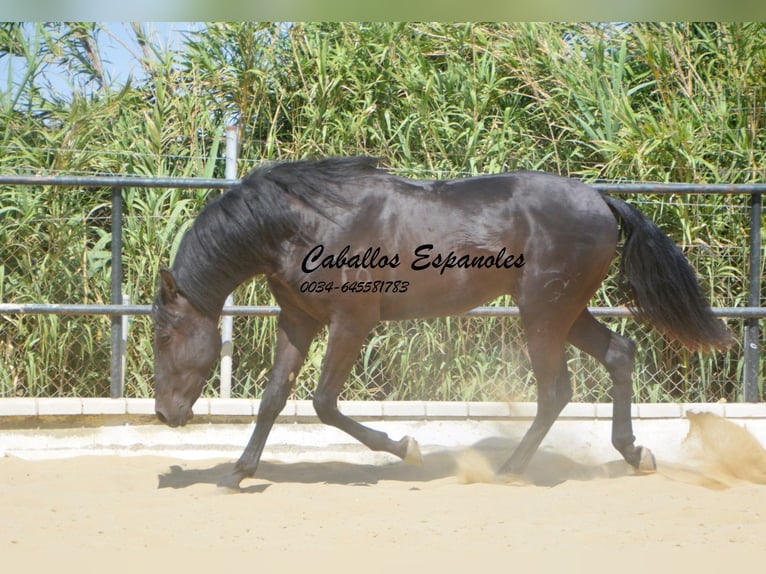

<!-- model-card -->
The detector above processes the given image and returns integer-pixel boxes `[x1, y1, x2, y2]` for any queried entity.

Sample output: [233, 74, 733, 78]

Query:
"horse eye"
[155, 332, 172, 348]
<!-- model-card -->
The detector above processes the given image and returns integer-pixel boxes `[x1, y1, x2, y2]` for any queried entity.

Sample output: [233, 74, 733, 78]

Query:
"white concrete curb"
[2, 398, 765, 420]
[2, 399, 765, 463]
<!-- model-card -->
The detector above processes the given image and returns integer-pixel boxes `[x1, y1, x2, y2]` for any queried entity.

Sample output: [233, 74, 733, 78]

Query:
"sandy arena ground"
[2, 413, 766, 573]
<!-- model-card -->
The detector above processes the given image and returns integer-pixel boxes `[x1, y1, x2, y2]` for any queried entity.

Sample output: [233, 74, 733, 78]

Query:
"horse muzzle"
[155, 401, 193, 428]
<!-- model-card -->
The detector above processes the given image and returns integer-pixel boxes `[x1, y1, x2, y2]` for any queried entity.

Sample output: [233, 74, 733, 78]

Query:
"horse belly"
[379, 268, 514, 320]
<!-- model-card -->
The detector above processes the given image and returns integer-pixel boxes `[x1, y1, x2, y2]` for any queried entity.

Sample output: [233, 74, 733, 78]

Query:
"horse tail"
[602, 195, 734, 351]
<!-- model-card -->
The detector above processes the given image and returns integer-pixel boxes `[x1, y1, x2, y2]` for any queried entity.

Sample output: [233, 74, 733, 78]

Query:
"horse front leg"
[312, 321, 422, 465]
[217, 312, 320, 492]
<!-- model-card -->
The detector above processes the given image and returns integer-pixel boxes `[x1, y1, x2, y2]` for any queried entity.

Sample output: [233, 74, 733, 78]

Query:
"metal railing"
[0, 174, 763, 401]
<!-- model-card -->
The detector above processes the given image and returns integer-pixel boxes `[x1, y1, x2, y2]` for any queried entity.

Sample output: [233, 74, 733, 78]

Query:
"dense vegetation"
[1, 22, 764, 401]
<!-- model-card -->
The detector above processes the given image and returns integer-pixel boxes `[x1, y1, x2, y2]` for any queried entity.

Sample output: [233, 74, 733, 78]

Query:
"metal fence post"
[743, 192, 763, 402]
[109, 186, 124, 398]
[219, 125, 239, 399]
[121, 294, 131, 396]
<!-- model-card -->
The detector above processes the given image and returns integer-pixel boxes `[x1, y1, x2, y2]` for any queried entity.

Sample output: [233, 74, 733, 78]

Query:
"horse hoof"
[215, 485, 241, 495]
[216, 473, 243, 493]
[403, 436, 423, 466]
[637, 446, 657, 472]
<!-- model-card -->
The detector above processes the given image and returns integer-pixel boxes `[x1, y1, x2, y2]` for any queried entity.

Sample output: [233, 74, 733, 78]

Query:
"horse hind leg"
[568, 310, 656, 472]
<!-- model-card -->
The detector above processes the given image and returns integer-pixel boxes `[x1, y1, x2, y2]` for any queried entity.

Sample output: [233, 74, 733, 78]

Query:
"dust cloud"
[455, 412, 766, 490]
[661, 412, 766, 489]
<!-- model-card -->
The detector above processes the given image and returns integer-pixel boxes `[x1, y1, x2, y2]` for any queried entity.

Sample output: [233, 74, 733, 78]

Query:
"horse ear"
[158, 268, 178, 304]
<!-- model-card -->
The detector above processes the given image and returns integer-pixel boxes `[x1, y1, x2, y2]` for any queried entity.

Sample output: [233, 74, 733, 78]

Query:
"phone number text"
[299, 280, 410, 294]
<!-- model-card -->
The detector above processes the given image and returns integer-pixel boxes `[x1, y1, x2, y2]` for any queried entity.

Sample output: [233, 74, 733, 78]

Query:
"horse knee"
[258, 384, 290, 419]
[538, 377, 571, 417]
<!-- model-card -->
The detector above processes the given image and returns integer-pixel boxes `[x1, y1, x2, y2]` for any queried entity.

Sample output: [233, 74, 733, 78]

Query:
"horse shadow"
[157, 437, 634, 493]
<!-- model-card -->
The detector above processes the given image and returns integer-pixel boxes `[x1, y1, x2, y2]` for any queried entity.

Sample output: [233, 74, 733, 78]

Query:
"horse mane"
[249, 156, 382, 202]
[169, 156, 385, 316]
[237, 155, 384, 246]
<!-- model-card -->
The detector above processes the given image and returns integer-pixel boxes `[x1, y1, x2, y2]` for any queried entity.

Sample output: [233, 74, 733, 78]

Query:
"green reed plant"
[1, 22, 763, 401]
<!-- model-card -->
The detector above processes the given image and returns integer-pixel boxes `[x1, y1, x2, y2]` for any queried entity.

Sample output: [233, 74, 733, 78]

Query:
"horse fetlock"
[611, 432, 636, 453]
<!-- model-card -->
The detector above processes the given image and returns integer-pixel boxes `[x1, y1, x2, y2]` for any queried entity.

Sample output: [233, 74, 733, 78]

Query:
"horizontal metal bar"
[0, 304, 280, 316]
[1, 303, 764, 319]
[0, 304, 155, 315]
[592, 183, 766, 194]
[0, 175, 237, 190]
[3, 174, 766, 195]
[466, 307, 766, 318]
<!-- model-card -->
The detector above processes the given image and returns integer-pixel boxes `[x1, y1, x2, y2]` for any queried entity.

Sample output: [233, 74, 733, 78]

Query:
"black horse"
[152, 157, 732, 491]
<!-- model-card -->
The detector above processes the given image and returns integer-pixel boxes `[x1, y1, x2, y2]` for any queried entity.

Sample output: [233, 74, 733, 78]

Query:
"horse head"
[152, 268, 221, 427]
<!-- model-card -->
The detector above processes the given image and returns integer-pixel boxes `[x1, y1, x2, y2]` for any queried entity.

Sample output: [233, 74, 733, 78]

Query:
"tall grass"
[1, 23, 764, 401]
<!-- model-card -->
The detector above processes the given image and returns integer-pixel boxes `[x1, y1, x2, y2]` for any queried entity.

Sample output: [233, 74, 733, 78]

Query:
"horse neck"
[171, 230, 273, 320]
[169, 179, 319, 318]
[172, 261, 251, 319]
